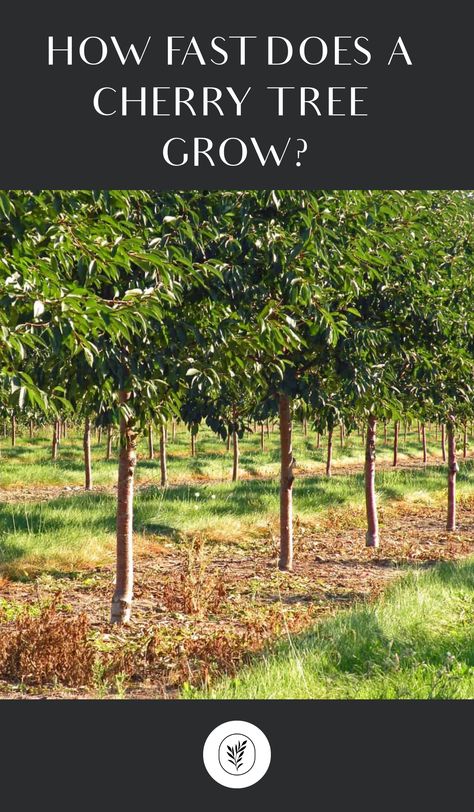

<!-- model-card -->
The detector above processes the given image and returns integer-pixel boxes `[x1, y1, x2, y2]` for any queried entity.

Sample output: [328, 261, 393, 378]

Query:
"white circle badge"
[203, 720, 271, 788]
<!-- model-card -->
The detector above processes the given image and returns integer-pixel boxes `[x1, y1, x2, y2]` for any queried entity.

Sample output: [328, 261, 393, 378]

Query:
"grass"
[189, 557, 474, 699]
[1, 423, 474, 577]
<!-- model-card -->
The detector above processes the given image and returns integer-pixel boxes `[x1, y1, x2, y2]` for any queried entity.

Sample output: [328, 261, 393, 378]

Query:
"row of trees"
[1, 189, 473, 622]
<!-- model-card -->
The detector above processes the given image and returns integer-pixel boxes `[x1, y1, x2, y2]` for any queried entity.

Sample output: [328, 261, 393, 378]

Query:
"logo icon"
[203, 721, 271, 788]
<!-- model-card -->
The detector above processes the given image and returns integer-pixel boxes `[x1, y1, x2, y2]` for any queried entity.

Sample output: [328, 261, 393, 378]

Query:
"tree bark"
[148, 423, 154, 460]
[191, 431, 196, 457]
[421, 423, 427, 464]
[226, 432, 231, 452]
[463, 423, 467, 459]
[316, 432, 321, 450]
[111, 392, 137, 624]
[279, 393, 294, 571]
[159, 424, 167, 487]
[325, 428, 333, 477]
[83, 417, 92, 491]
[11, 414, 16, 448]
[393, 420, 399, 467]
[97, 426, 102, 445]
[383, 420, 387, 445]
[29, 419, 34, 440]
[365, 415, 379, 547]
[260, 422, 265, 452]
[441, 423, 446, 462]
[303, 418, 308, 437]
[106, 425, 113, 461]
[52, 422, 59, 461]
[232, 428, 239, 482]
[446, 419, 458, 532]
[340, 424, 344, 448]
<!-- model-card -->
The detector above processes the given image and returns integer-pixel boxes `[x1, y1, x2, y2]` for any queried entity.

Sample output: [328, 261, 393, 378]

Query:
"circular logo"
[203, 721, 271, 789]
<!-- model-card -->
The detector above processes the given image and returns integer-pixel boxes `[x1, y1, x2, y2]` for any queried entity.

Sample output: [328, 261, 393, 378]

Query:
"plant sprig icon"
[227, 740, 247, 771]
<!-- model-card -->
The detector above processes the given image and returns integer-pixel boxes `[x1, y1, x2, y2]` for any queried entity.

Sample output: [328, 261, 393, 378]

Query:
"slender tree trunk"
[159, 424, 167, 487]
[83, 417, 92, 491]
[82, 417, 92, 491]
[441, 423, 446, 462]
[97, 426, 102, 445]
[106, 425, 113, 461]
[463, 423, 467, 459]
[421, 423, 427, 464]
[316, 432, 321, 450]
[404, 421, 407, 444]
[279, 394, 294, 571]
[446, 419, 458, 532]
[340, 424, 344, 448]
[148, 423, 154, 460]
[111, 393, 137, 624]
[383, 420, 387, 445]
[393, 420, 399, 467]
[191, 432, 196, 457]
[260, 422, 265, 452]
[266, 419, 270, 437]
[171, 420, 176, 442]
[365, 415, 379, 548]
[52, 422, 59, 461]
[226, 433, 231, 452]
[29, 419, 33, 440]
[11, 415, 16, 448]
[232, 428, 239, 482]
[303, 418, 308, 438]
[435, 423, 438, 442]
[417, 421, 421, 442]
[326, 428, 333, 477]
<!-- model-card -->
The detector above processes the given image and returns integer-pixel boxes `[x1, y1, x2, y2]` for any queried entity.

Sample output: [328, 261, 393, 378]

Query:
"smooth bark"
[106, 425, 113, 461]
[441, 423, 446, 462]
[446, 420, 458, 532]
[111, 392, 137, 624]
[83, 417, 92, 491]
[159, 424, 167, 487]
[279, 394, 294, 571]
[232, 429, 239, 482]
[52, 422, 59, 461]
[11, 415, 16, 448]
[365, 415, 379, 548]
[393, 420, 399, 467]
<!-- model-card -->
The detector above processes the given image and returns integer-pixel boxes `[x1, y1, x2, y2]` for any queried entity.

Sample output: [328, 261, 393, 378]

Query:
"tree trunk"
[111, 392, 137, 624]
[393, 420, 399, 467]
[171, 420, 176, 442]
[383, 421, 387, 445]
[148, 423, 154, 460]
[365, 415, 379, 548]
[266, 419, 270, 437]
[326, 428, 333, 477]
[11, 415, 16, 448]
[316, 432, 321, 450]
[226, 432, 231, 452]
[232, 429, 239, 482]
[260, 422, 265, 452]
[191, 432, 196, 457]
[421, 423, 427, 464]
[446, 419, 458, 532]
[83, 417, 92, 491]
[97, 426, 102, 445]
[279, 394, 294, 571]
[303, 418, 308, 438]
[29, 419, 33, 440]
[404, 421, 407, 444]
[340, 424, 344, 448]
[106, 425, 113, 461]
[441, 423, 446, 462]
[159, 424, 167, 487]
[52, 422, 59, 461]
[463, 423, 467, 459]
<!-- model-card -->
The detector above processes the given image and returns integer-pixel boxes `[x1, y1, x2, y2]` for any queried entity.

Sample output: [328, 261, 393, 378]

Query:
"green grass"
[1, 423, 474, 577]
[189, 557, 474, 699]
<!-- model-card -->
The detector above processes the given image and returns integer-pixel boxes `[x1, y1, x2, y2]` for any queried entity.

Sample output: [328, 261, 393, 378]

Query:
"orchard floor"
[0, 425, 473, 699]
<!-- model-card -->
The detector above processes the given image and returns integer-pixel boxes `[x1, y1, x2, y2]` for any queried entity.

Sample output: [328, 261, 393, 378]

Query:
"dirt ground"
[1, 492, 473, 700]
